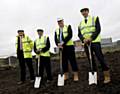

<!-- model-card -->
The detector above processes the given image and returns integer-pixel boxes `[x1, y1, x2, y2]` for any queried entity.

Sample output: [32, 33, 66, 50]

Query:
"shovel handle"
[87, 44, 94, 72]
[37, 56, 40, 75]
[59, 49, 63, 76]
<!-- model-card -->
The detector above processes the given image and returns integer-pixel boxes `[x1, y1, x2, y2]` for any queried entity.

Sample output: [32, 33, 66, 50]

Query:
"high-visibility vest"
[78, 16, 101, 43]
[35, 36, 50, 57]
[16, 35, 33, 58]
[55, 25, 74, 46]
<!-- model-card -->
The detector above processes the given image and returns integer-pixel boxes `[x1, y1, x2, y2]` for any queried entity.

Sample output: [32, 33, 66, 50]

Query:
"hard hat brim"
[80, 8, 89, 12]
[18, 30, 24, 33]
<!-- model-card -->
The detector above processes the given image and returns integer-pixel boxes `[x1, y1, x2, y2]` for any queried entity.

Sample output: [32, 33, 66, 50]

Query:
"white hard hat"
[57, 18, 64, 22]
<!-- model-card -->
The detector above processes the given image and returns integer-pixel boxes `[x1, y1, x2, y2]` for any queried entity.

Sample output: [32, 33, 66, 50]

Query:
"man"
[16, 30, 35, 84]
[34, 29, 52, 82]
[78, 8, 111, 84]
[54, 18, 79, 81]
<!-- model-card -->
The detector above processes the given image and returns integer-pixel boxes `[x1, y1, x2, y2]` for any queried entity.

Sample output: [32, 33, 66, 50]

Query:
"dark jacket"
[16, 36, 21, 58]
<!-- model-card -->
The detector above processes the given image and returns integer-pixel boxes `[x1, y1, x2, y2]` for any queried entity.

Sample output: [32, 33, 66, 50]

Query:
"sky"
[0, 0, 120, 57]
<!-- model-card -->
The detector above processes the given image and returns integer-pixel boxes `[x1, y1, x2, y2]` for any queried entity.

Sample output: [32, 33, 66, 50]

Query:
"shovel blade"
[34, 77, 41, 88]
[57, 74, 64, 86]
[89, 72, 97, 85]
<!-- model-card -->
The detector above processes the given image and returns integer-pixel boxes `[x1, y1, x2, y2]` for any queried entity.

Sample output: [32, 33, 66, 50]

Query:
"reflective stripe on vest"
[16, 35, 33, 58]
[79, 16, 101, 43]
[35, 36, 50, 57]
[55, 25, 74, 46]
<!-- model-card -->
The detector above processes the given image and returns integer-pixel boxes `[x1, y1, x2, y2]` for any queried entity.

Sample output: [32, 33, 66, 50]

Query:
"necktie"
[85, 19, 87, 23]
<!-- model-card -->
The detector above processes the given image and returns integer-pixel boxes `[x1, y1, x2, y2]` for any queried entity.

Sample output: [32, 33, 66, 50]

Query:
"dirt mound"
[0, 51, 120, 94]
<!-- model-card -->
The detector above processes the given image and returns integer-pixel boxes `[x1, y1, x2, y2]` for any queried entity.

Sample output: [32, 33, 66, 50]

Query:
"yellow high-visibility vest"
[55, 25, 74, 46]
[16, 35, 33, 58]
[35, 36, 50, 57]
[79, 16, 101, 43]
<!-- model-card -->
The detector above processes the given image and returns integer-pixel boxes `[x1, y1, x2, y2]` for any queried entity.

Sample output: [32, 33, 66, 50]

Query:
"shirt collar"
[84, 15, 89, 20]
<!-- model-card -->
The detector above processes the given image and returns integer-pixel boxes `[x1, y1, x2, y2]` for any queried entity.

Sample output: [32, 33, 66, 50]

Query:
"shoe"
[64, 72, 69, 81]
[73, 72, 79, 81]
[17, 81, 24, 85]
[103, 70, 111, 84]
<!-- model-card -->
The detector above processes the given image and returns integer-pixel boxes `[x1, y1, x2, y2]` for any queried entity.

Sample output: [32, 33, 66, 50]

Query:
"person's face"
[18, 32, 24, 36]
[58, 20, 64, 28]
[81, 10, 89, 18]
[37, 31, 43, 37]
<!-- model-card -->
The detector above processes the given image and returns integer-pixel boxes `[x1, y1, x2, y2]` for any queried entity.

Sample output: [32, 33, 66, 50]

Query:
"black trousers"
[62, 45, 78, 73]
[36, 56, 52, 81]
[17, 50, 35, 81]
[84, 42, 109, 71]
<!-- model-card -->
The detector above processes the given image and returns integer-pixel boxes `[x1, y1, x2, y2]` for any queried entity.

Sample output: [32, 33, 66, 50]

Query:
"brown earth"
[0, 51, 120, 94]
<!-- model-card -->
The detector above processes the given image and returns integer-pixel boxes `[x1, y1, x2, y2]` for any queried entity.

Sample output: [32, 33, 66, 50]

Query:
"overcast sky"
[0, 0, 120, 57]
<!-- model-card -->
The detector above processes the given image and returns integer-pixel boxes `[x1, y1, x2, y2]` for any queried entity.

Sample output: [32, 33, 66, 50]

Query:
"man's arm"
[34, 41, 38, 54]
[16, 36, 19, 51]
[27, 36, 34, 49]
[41, 37, 50, 53]
[91, 17, 101, 40]
[62, 25, 72, 46]
[78, 26, 85, 42]
[54, 32, 58, 46]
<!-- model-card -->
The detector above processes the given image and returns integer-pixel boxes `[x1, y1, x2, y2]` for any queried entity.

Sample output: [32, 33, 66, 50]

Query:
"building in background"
[116, 40, 120, 46]
[74, 38, 113, 51]
[74, 40, 84, 52]
[101, 38, 113, 47]
[51, 38, 119, 54]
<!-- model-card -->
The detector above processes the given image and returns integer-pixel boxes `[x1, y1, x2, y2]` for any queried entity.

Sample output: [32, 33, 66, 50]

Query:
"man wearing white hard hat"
[16, 30, 35, 85]
[54, 18, 79, 82]
[78, 8, 111, 84]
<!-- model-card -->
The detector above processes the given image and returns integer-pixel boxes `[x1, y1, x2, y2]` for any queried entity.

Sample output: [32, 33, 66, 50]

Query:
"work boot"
[103, 70, 111, 84]
[73, 72, 79, 81]
[64, 72, 69, 81]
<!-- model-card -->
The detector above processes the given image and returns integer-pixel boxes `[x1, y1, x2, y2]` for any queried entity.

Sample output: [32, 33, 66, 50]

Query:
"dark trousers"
[62, 45, 78, 73]
[36, 56, 52, 81]
[17, 50, 35, 81]
[84, 42, 109, 71]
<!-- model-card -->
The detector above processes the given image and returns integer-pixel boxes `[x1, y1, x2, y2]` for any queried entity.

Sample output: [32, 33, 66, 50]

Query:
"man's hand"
[36, 49, 42, 54]
[58, 42, 64, 49]
[87, 38, 92, 43]
[83, 38, 92, 44]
